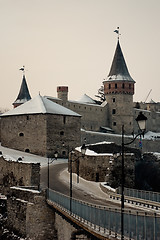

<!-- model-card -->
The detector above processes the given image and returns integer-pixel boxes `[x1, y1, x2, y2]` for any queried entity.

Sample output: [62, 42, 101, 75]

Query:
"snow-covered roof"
[1, 95, 81, 117]
[78, 94, 96, 104]
[149, 99, 156, 104]
[45, 95, 103, 107]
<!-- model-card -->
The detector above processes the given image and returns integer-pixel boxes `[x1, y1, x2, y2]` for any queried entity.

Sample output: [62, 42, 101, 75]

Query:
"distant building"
[1, 95, 81, 157]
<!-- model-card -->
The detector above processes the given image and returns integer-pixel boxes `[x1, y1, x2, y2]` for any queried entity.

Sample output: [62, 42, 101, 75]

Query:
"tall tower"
[103, 40, 135, 134]
[13, 70, 31, 108]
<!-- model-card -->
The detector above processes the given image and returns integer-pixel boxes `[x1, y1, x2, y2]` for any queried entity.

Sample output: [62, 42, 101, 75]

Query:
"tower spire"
[12, 67, 31, 108]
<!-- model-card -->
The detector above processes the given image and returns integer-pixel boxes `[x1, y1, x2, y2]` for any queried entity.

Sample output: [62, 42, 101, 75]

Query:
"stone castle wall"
[7, 188, 57, 239]
[1, 114, 47, 156]
[48, 97, 108, 132]
[71, 148, 136, 184]
[1, 113, 81, 157]
[7, 187, 91, 240]
[0, 156, 40, 195]
[81, 130, 160, 153]
[46, 114, 81, 158]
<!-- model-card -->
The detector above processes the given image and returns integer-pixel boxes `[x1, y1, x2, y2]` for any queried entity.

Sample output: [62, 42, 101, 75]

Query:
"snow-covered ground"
[0, 143, 67, 167]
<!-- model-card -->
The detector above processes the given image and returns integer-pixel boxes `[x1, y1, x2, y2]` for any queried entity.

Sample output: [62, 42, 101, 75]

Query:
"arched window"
[19, 132, 24, 137]
[60, 131, 64, 136]
[25, 149, 30, 153]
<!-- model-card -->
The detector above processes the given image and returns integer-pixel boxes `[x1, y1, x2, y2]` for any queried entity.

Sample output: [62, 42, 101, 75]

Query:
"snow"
[1, 95, 81, 117]
[143, 131, 160, 140]
[153, 152, 160, 159]
[45, 95, 103, 107]
[82, 129, 160, 142]
[11, 186, 40, 193]
[14, 98, 29, 104]
[105, 74, 135, 82]
[78, 94, 96, 104]
[60, 168, 110, 200]
[76, 141, 114, 156]
[101, 183, 116, 193]
[0, 143, 67, 167]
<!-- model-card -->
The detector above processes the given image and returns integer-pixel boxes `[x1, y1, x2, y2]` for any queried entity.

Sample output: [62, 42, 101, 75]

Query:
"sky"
[0, 0, 160, 110]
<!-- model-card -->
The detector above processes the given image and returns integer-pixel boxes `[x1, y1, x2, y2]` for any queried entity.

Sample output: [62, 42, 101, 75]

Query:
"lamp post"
[121, 112, 147, 240]
[47, 151, 58, 192]
[69, 144, 86, 213]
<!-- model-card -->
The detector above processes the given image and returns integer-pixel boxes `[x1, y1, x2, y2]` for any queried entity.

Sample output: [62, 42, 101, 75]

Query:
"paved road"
[40, 162, 130, 208]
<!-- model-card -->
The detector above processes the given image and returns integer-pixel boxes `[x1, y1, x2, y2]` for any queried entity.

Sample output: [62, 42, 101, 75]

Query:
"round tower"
[57, 86, 68, 101]
[103, 40, 135, 134]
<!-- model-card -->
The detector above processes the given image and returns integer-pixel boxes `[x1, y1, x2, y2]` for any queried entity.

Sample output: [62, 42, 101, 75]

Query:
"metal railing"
[117, 187, 160, 203]
[47, 189, 160, 239]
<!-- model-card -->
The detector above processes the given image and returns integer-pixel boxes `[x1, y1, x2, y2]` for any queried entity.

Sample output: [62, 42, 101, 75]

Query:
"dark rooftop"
[107, 40, 134, 82]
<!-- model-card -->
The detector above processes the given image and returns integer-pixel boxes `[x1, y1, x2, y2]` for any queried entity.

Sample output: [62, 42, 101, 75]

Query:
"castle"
[1, 38, 160, 156]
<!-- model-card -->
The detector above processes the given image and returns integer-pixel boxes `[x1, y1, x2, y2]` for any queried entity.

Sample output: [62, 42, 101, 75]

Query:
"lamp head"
[54, 151, 58, 160]
[81, 144, 87, 155]
[135, 112, 147, 133]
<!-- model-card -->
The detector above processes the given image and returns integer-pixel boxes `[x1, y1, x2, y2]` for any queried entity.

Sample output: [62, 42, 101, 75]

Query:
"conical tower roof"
[13, 74, 31, 107]
[107, 40, 135, 82]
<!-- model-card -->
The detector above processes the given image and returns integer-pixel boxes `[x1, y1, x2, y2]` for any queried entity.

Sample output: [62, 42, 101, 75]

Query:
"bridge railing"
[47, 189, 160, 239]
[117, 187, 160, 203]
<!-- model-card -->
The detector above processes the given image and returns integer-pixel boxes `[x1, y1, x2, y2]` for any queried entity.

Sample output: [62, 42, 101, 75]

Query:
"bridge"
[47, 188, 160, 240]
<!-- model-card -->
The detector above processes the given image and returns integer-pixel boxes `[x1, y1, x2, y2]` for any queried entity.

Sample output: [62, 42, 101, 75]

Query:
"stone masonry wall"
[7, 188, 57, 239]
[46, 114, 81, 158]
[71, 151, 112, 182]
[81, 130, 160, 153]
[48, 97, 108, 132]
[1, 114, 47, 156]
[71, 150, 136, 184]
[0, 156, 40, 195]
[7, 187, 91, 240]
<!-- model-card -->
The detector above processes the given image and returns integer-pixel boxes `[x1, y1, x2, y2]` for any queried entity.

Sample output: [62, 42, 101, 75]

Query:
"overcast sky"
[1, 0, 160, 109]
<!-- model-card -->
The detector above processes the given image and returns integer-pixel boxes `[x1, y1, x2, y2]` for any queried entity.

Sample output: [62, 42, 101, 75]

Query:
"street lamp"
[121, 112, 147, 240]
[47, 151, 58, 190]
[69, 144, 87, 213]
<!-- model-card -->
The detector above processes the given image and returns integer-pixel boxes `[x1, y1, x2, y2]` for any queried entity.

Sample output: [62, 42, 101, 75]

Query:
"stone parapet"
[0, 156, 40, 195]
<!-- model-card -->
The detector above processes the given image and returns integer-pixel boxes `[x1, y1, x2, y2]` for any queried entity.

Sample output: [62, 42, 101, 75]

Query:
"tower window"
[113, 122, 116, 126]
[19, 132, 24, 137]
[60, 131, 64, 136]
[129, 84, 131, 89]
[25, 149, 30, 153]
[63, 116, 66, 124]
[112, 98, 116, 102]
[122, 83, 125, 89]
[115, 83, 117, 89]
[109, 84, 111, 89]
[112, 109, 116, 114]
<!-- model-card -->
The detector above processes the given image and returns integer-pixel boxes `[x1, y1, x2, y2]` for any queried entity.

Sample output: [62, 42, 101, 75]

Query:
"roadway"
[40, 162, 114, 206]
[40, 162, 145, 210]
